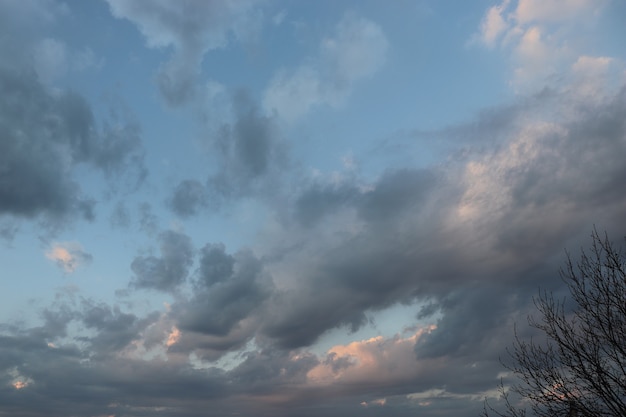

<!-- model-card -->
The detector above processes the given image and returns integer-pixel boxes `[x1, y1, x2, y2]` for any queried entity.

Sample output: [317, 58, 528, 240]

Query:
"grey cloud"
[295, 182, 360, 226]
[0, 1, 67, 68]
[0, 66, 145, 227]
[138, 202, 159, 235]
[168, 179, 209, 218]
[294, 169, 435, 227]
[130, 230, 194, 292]
[261, 85, 626, 353]
[0, 68, 85, 219]
[165, 91, 289, 217]
[0, 222, 18, 243]
[156, 55, 201, 107]
[415, 286, 525, 360]
[209, 91, 288, 200]
[358, 169, 436, 223]
[79, 300, 159, 356]
[2, 54, 626, 417]
[0, 318, 315, 417]
[106, 0, 262, 107]
[177, 246, 272, 339]
[196, 243, 235, 287]
[0, 330, 230, 417]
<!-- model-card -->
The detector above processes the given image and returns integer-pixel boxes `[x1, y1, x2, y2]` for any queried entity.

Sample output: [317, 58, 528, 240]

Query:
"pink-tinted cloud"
[45, 241, 92, 273]
[306, 325, 436, 387]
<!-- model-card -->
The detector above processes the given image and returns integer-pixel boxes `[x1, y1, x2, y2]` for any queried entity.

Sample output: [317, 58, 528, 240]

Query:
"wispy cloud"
[263, 13, 388, 122]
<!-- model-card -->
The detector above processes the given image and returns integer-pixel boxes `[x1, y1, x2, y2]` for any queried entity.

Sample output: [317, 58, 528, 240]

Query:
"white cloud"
[478, 0, 510, 48]
[474, 0, 610, 91]
[263, 66, 324, 123]
[321, 13, 388, 82]
[45, 241, 92, 273]
[263, 13, 388, 122]
[570, 55, 618, 99]
[514, 0, 601, 24]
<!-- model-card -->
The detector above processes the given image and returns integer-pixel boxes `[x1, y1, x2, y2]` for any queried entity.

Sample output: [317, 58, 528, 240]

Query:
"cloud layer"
[1, 1, 624, 416]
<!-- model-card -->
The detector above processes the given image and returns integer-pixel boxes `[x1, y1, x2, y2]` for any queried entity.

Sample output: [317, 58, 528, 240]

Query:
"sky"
[0, 0, 625, 416]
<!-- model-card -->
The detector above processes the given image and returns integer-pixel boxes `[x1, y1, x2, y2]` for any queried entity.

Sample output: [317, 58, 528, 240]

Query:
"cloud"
[106, 0, 263, 107]
[32, 38, 103, 83]
[168, 90, 289, 213]
[173, 244, 273, 357]
[79, 299, 160, 356]
[307, 327, 436, 387]
[2, 82, 626, 416]
[263, 13, 388, 122]
[477, 0, 510, 48]
[130, 230, 194, 292]
[110, 201, 131, 229]
[45, 241, 92, 273]
[167, 179, 209, 218]
[514, 0, 602, 24]
[138, 202, 159, 236]
[0, 39, 144, 229]
[209, 91, 289, 199]
[474, 0, 609, 90]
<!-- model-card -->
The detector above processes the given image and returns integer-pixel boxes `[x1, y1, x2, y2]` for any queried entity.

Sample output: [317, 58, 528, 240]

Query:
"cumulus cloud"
[106, 0, 263, 106]
[172, 244, 273, 358]
[45, 241, 92, 273]
[263, 13, 388, 122]
[474, 0, 609, 90]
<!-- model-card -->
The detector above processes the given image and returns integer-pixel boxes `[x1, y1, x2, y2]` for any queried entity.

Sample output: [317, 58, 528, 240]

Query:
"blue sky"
[1, 1, 625, 416]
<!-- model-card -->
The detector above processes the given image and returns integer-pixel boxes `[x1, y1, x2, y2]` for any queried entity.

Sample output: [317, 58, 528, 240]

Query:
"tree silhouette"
[484, 230, 626, 417]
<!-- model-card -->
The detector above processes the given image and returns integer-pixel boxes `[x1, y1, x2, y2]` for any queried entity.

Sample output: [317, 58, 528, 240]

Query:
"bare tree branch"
[483, 230, 626, 417]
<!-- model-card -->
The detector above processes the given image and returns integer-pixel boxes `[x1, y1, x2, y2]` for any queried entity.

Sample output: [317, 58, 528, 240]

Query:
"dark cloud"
[0, 322, 231, 417]
[1, 10, 625, 411]
[0, 68, 87, 220]
[3, 83, 625, 415]
[176, 245, 273, 344]
[0, 66, 145, 228]
[294, 182, 361, 227]
[260, 85, 626, 354]
[79, 300, 159, 356]
[130, 230, 194, 292]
